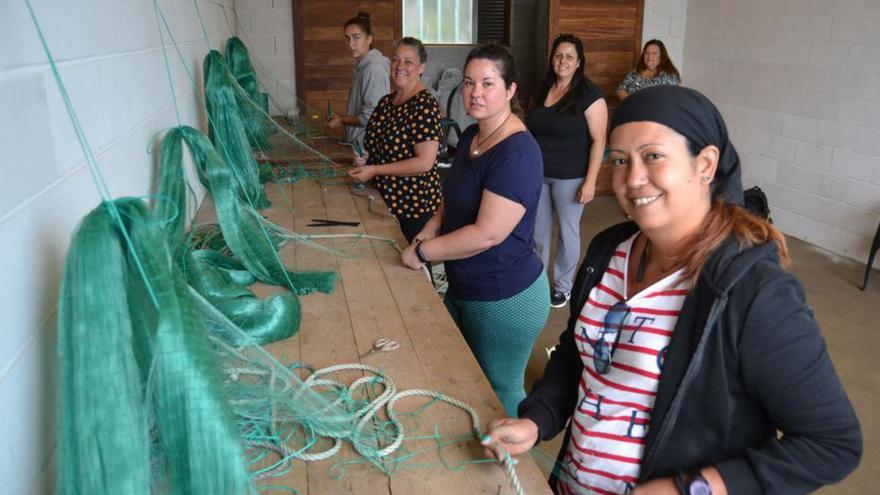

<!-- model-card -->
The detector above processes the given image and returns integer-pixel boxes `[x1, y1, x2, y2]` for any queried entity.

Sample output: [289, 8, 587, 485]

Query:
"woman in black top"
[526, 34, 608, 308]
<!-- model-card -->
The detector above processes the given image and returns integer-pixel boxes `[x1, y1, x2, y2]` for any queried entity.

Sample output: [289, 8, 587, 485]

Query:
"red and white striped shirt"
[558, 234, 691, 495]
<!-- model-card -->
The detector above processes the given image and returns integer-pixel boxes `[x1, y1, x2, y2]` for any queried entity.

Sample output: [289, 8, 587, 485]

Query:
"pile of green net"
[57, 199, 414, 494]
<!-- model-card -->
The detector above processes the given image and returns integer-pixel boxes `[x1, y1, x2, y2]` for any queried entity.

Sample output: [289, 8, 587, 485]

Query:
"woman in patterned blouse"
[348, 37, 443, 243]
[615, 39, 680, 102]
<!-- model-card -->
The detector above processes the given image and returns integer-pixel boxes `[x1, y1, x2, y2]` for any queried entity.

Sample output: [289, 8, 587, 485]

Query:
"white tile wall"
[0, 1, 235, 492]
[642, 0, 689, 72]
[683, 0, 880, 268]
[235, 0, 297, 115]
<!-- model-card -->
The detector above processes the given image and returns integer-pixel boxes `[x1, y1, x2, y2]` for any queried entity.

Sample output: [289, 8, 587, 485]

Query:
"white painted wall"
[642, 0, 689, 73]
[234, 0, 297, 115]
[683, 0, 880, 266]
[0, 1, 235, 492]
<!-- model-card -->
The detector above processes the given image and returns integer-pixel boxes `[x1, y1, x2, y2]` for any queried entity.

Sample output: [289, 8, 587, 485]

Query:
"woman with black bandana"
[481, 86, 862, 495]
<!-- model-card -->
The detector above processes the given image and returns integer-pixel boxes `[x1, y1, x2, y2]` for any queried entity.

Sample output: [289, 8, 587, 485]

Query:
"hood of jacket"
[697, 234, 780, 297]
[357, 48, 390, 72]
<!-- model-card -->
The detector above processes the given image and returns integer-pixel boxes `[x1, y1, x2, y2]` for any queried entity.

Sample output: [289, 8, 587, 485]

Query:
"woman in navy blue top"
[401, 45, 550, 416]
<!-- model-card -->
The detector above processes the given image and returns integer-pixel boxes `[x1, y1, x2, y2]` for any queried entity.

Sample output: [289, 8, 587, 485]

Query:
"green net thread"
[226, 36, 270, 116]
[159, 125, 337, 295]
[58, 199, 254, 495]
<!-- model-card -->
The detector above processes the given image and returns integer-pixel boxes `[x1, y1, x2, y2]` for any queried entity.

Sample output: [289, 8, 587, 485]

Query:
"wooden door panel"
[548, 0, 643, 195]
[294, 1, 400, 122]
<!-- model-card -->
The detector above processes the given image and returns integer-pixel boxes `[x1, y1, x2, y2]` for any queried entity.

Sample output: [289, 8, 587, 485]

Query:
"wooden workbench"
[197, 157, 553, 494]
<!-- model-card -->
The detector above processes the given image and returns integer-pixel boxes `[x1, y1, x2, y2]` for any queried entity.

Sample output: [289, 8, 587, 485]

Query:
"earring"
[701, 176, 711, 183]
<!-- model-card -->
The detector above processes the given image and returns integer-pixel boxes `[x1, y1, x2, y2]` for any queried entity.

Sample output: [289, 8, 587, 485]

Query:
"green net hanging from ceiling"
[204, 47, 344, 191]
[155, 125, 338, 344]
[226, 36, 269, 115]
[57, 198, 255, 495]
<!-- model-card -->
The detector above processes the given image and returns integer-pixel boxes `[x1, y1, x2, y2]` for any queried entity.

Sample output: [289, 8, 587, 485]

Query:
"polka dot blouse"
[363, 90, 443, 220]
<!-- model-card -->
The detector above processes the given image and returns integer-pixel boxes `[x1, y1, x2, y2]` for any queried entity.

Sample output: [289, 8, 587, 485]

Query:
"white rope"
[239, 362, 525, 494]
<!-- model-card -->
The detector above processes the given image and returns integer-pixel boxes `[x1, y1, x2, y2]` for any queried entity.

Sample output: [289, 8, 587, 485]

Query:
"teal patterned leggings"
[444, 272, 550, 416]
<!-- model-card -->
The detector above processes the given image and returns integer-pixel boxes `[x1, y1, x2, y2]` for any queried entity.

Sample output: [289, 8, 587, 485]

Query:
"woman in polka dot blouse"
[348, 37, 443, 243]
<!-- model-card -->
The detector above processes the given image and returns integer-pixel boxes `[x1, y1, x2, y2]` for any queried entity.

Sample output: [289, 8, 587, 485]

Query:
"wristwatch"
[415, 240, 429, 263]
[675, 470, 712, 495]
[686, 471, 712, 495]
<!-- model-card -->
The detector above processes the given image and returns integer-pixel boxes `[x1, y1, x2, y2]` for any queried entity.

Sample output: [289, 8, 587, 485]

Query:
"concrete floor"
[524, 196, 879, 493]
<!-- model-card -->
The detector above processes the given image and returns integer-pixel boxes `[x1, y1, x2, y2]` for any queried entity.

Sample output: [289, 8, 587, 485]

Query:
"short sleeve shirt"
[363, 90, 443, 220]
[441, 125, 544, 301]
[526, 81, 604, 179]
[616, 69, 680, 95]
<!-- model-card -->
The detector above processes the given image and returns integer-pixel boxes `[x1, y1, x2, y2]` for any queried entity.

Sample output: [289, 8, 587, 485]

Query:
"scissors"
[360, 338, 400, 358]
[306, 218, 361, 227]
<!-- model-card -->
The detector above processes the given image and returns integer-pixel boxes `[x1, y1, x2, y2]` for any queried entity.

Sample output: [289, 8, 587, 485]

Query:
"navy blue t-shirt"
[441, 124, 544, 301]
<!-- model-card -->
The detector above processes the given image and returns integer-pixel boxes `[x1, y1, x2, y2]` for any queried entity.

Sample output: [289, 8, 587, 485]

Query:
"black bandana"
[610, 85, 744, 205]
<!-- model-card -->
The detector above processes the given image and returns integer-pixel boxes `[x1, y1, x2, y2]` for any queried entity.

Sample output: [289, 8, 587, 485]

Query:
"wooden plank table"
[196, 152, 553, 494]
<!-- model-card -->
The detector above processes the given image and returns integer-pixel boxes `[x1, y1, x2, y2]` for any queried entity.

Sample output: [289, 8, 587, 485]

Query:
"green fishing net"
[58, 199, 254, 495]
[57, 198, 518, 495]
[226, 36, 269, 115]
[204, 50, 272, 208]
[204, 46, 345, 190]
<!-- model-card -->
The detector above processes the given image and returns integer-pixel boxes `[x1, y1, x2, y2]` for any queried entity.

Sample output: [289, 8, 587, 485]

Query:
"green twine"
[155, 126, 338, 343]
[226, 36, 270, 115]
[58, 199, 255, 495]
[204, 50, 271, 209]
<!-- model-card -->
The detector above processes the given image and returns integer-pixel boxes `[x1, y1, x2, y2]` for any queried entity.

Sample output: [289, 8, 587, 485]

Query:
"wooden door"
[293, 1, 400, 119]
[547, 0, 644, 194]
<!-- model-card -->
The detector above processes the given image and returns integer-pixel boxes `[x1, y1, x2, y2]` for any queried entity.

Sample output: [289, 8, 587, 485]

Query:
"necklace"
[472, 113, 512, 156]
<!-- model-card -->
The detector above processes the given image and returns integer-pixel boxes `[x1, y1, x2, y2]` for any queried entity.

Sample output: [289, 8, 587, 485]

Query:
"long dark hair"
[464, 43, 524, 118]
[635, 39, 680, 80]
[531, 34, 590, 114]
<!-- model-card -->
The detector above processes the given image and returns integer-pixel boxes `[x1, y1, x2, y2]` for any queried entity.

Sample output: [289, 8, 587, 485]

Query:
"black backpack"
[743, 186, 772, 222]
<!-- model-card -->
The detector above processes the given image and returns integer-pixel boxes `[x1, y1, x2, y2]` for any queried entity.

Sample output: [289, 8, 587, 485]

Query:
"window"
[402, 0, 509, 45]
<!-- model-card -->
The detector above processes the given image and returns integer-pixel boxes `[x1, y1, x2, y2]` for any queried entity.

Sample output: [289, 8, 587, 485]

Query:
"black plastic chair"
[438, 84, 463, 164]
[860, 219, 880, 290]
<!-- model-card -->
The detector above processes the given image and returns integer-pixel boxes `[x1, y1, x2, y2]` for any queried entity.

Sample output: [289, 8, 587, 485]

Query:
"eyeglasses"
[593, 300, 630, 375]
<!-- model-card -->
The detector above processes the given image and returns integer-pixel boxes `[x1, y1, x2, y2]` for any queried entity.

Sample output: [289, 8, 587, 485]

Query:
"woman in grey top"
[328, 12, 390, 150]
[615, 39, 680, 102]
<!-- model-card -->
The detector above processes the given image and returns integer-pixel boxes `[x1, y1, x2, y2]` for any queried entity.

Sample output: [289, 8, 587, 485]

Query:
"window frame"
[399, 0, 511, 46]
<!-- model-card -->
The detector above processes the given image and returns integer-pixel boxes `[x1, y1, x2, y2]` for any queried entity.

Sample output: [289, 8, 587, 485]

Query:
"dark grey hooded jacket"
[519, 221, 862, 494]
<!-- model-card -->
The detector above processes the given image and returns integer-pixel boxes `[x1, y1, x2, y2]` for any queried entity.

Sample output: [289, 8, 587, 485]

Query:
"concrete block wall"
[642, 0, 689, 72]
[234, 0, 297, 115]
[0, 1, 235, 492]
[682, 0, 880, 267]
